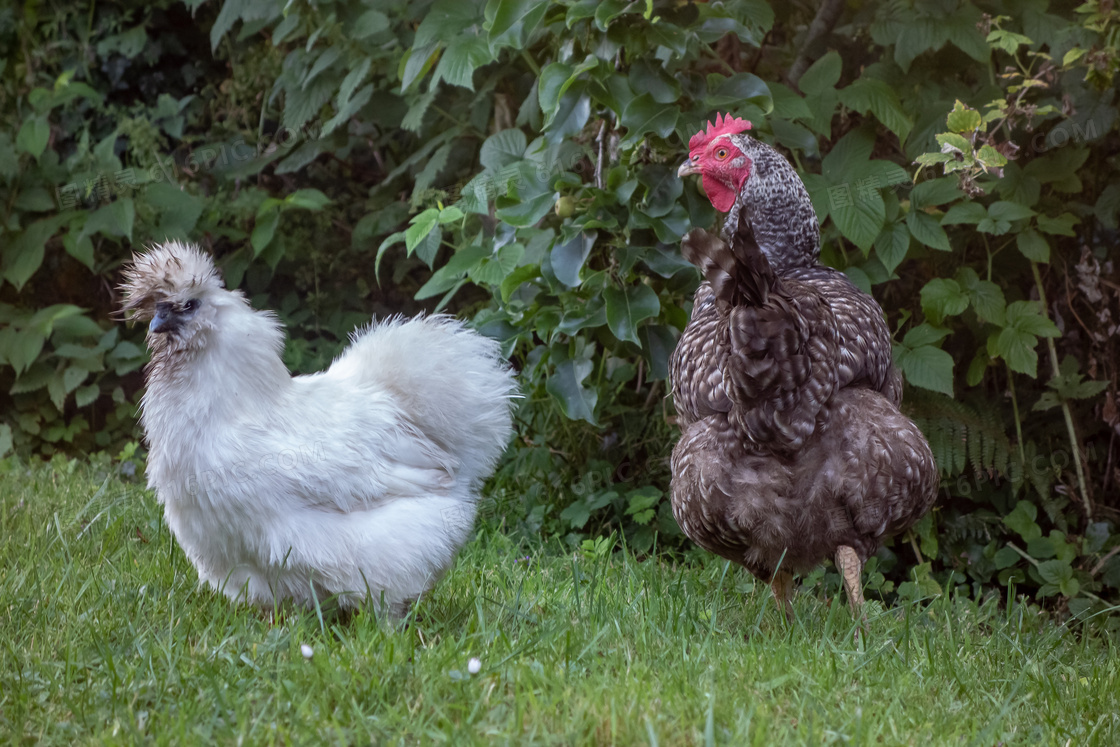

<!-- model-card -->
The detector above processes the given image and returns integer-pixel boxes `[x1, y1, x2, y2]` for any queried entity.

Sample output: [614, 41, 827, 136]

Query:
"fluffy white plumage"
[120, 241, 516, 614]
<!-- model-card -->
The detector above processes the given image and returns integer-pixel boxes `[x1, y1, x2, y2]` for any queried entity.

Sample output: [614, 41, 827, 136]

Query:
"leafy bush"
[1, 0, 1117, 615]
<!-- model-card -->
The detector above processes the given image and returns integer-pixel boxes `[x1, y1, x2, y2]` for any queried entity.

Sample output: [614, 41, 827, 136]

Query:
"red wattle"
[703, 174, 736, 212]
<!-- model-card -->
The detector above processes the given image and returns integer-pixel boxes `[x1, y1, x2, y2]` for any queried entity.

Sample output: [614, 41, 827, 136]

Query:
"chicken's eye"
[715, 148, 729, 160]
[183, 299, 199, 312]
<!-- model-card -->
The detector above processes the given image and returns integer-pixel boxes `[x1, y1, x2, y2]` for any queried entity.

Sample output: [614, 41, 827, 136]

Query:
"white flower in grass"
[301, 643, 314, 659]
[467, 657, 481, 674]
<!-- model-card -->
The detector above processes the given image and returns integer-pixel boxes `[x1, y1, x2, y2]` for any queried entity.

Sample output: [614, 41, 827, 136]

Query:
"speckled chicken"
[669, 120, 939, 615]
[678, 114, 902, 406]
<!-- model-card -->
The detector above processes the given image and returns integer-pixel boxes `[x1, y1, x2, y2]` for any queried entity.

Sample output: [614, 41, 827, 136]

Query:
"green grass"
[2, 459, 1118, 745]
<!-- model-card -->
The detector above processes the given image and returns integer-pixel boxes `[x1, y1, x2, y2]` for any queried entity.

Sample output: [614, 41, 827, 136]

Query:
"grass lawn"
[1, 458, 1118, 745]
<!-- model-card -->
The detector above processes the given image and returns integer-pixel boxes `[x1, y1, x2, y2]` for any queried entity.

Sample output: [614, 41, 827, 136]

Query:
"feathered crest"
[119, 240, 224, 319]
[688, 113, 752, 151]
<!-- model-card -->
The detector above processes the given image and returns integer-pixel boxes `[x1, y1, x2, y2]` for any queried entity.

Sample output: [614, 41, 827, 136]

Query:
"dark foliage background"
[1, 0, 1117, 618]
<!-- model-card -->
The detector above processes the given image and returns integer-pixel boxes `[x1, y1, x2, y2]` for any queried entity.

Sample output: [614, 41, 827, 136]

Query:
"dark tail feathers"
[681, 228, 774, 308]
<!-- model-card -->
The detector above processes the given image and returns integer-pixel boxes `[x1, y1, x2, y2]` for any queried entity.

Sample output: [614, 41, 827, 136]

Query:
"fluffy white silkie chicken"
[120, 241, 516, 615]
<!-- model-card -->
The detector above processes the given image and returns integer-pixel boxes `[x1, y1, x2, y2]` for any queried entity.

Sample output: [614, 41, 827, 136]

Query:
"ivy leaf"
[550, 231, 596, 288]
[547, 349, 597, 424]
[620, 93, 678, 148]
[604, 283, 660, 345]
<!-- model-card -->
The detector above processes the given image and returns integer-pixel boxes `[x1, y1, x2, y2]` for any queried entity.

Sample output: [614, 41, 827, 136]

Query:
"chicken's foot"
[835, 545, 865, 615]
[770, 569, 795, 622]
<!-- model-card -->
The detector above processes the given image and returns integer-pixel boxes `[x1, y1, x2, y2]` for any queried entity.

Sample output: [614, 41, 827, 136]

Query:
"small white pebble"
[467, 657, 481, 674]
[300, 644, 314, 659]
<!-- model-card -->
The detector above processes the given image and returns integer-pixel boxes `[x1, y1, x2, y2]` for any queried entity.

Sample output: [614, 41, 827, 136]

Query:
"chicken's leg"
[835, 545, 865, 614]
[770, 570, 795, 622]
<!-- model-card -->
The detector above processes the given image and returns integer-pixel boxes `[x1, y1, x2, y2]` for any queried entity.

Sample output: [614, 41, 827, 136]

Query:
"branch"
[787, 0, 847, 88]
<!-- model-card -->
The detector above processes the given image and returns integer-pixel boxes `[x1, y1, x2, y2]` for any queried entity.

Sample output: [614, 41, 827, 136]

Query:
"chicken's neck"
[721, 144, 820, 272]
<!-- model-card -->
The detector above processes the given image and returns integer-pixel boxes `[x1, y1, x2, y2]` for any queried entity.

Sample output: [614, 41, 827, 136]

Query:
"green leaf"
[75, 384, 99, 408]
[798, 51, 842, 95]
[987, 201, 1035, 222]
[941, 202, 987, 225]
[873, 221, 910, 274]
[547, 351, 597, 423]
[1004, 500, 1042, 541]
[838, 77, 912, 142]
[81, 198, 134, 242]
[708, 73, 772, 113]
[909, 177, 962, 209]
[479, 129, 527, 172]
[16, 115, 49, 159]
[251, 210, 279, 256]
[1016, 229, 1050, 262]
[945, 101, 982, 133]
[550, 232, 596, 288]
[935, 132, 972, 154]
[486, 0, 548, 52]
[990, 326, 1040, 377]
[3, 214, 69, 290]
[1005, 300, 1060, 338]
[0, 423, 11, 457]
[907, 210, 951, 251]
[920, 278, 969, 324]
[902, 322, 950, 349]
[352, 9, 389, 38]
[433, 35, 491, 90]
[405, 209, 441, 254]
[285, 189, 332, 211]
[956, 268, 1006, 325]
[604, 283, 660, 345]
[896, 344, 954, 396]
[1036, 212, 1078, 236]
[620, 94, 678, 148]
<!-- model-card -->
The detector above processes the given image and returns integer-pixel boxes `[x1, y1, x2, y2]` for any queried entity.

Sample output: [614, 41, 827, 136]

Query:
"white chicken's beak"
[678, 157, 700, 178]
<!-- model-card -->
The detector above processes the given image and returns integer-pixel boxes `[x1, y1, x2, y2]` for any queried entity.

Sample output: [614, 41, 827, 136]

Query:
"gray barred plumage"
[671, 117, 938, 614]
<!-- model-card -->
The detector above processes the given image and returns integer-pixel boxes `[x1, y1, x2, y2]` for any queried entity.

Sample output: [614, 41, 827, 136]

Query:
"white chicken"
[120, 241, 516, 615]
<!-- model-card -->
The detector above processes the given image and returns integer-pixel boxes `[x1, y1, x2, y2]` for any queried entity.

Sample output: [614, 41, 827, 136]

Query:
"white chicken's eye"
[183, 299, 199, 312]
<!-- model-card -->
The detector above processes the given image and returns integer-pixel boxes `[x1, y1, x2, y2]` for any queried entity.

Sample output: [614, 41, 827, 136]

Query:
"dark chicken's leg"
[770, 570, 795, 621]
[835, 545, 865, 614]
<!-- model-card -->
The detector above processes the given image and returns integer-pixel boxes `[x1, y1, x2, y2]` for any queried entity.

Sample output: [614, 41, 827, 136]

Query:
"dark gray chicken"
[678, 114, 901, 406]
[668, 227, 937, 616]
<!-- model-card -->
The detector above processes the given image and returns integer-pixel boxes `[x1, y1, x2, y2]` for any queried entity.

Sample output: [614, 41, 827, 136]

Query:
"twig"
[1090, 545, 1120, 577]
[1031, 261, 1092, 521]
[595, 120, 606, 190]
[787, 0, 846, 88]
[908, 531, 924, 565]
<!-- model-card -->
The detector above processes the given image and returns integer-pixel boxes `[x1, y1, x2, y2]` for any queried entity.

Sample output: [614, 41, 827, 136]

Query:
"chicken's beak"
[678, 156, 701, 178]
[149, 303, 181, 334]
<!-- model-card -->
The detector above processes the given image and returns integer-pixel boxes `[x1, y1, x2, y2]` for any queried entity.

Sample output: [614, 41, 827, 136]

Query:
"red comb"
[688, 113, 752, 151]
